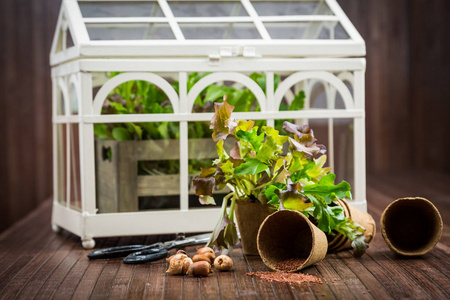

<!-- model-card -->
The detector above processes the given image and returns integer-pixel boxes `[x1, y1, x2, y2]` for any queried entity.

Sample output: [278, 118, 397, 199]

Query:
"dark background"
[0, 0, 449, 233]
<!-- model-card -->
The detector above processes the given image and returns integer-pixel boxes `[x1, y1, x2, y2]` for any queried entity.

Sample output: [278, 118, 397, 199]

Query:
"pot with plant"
[193, 99, 375, 257]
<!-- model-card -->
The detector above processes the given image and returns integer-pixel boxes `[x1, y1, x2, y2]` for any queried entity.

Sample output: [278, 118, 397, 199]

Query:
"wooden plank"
[216, 253, 240, 300]
[51, 238, 109, 300]
[14, 235, 78, 299]
[90, 262, 121, 299]
[198, 265, 220, 300]
[35, 242, 85, 300]
[314, 259, 354, 299]
[179, 245, 202, 300]
[335, 250, 393, 300]
[302, 265, 335, 299]
[70, 237, 121, 299]
[245, 254, 281, 300]
[0, 203, 54, 276]
[0, 232, 70, 299]
[325, 253, 372, 299]
[230, 248, 259, 299]
[108, 235, 147, 299]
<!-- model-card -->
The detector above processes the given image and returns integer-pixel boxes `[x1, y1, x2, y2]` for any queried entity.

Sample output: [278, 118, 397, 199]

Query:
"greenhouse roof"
[50, 0, 365, 65]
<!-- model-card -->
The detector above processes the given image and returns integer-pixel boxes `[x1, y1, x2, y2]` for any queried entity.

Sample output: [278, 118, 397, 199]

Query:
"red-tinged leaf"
[193, 176, 216, 196]
[230, 141, 241, 159]
[210, 100, 235, 142]
[283, 122, 327, 158]
[199, 167, 216, 178]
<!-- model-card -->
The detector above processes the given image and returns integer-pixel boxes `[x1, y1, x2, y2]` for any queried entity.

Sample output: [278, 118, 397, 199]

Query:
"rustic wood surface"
[0, 171, 448, 299]
[1, 0, 449, 233]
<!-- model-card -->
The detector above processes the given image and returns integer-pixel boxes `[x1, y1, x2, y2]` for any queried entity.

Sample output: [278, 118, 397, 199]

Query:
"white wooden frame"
[50, 0, 366, 248]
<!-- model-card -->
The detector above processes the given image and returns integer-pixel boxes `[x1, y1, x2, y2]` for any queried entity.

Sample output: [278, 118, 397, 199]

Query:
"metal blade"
[163, 232, 211, 248]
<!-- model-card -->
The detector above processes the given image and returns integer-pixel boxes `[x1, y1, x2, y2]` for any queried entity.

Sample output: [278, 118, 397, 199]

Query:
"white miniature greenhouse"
[51, 0, 366, 248]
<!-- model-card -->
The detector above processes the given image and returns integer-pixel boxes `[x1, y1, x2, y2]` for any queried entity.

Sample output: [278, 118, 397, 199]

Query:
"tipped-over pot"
[381, 197, 442, 256]
[257, 210, 328, 272]
[328, 199, 376, 252]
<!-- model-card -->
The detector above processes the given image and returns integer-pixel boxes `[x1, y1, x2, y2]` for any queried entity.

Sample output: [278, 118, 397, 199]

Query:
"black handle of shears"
[87, 242, 164, 260]
[122, 242, 176, 264]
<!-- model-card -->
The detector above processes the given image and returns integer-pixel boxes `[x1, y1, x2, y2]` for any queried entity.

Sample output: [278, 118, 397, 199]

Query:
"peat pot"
[234, 200, 275, 255]
[381, 197, 443, 256]
[257, 210, 328, 272]
[327, 199, 376, 252]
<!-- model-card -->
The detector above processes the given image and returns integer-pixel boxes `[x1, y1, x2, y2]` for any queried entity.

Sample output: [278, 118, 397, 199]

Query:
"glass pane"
[95, 122, 181, 213]
[180, 23, 260, 39]
[79, 1, 164, 18]
[86, 23, 174, 40]
[252, 1, 333, 16]
[70, 84, 79, 115]
[69, 124, 82, 211]
[56, 124, 67, 206]
[169, 1, 247, 17]
[97, 77, 176, 118]
[334, 118, 354, 189]
[187, 72, 266, 113]
[265, 21, 349, 39]
[57, 89, 65, 115]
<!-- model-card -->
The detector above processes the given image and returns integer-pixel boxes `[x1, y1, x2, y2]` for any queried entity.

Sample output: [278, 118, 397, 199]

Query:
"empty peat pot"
[381, 197, 443, 256]
[257, 210, 327, 272]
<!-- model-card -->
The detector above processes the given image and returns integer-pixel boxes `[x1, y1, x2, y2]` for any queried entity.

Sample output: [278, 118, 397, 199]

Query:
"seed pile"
[247, 271, 323, 285]
[274, 258, 306, 271]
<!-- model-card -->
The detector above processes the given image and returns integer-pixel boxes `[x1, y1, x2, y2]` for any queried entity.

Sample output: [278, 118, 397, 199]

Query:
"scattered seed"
[246, 271, 323, 285]
[274, 258, 306, 271]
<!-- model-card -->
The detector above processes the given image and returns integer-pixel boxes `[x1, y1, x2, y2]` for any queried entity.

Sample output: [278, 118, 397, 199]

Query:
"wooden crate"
[95, 138, 224, 213]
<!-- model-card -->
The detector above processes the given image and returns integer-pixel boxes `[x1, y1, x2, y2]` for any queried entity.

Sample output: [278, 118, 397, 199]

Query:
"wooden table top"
[0, 170, 449, 299]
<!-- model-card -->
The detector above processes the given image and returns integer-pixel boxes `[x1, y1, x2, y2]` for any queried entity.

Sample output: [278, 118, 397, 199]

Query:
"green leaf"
[290, 159, 315, 182]
[112, 127, 132, 141]
[289, 90, 305, 111]
[235, 128, 264, 153]
[303, 174, 352, 204]
[335, 219, 367, 257]
[109, 102, 129, 114]
[219, 160, 234, 182]
[281, 191, 313, 211]
[94, 123, 110, 140]
[234, 158, 269, 176]
[157, 122, 170, 139]
[227, 89, 255, 112]
[124, 123, 143, 140]
[207, 195, 239, 250]
[214, 140, 230, 165]
[235, 120, 255, 133]
[255, 126, 288, 163]
[306, 155, 332, 182]
[264, 183, 285, 206]
[250, 73, 266, 92]
[204, 85, 230, 103]
[199, 195, 216, 205]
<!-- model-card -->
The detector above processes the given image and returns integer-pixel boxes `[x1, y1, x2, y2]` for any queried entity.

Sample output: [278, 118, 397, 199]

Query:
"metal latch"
[209, 46, 258, 65]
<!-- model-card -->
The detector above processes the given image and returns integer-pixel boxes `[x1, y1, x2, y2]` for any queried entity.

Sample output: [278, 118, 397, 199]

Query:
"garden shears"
[87, 233, 211, 264]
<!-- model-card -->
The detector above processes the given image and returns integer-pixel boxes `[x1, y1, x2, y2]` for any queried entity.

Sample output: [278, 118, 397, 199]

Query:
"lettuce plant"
[94, 72, 303, 176]
[193, 100, 367, 256]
